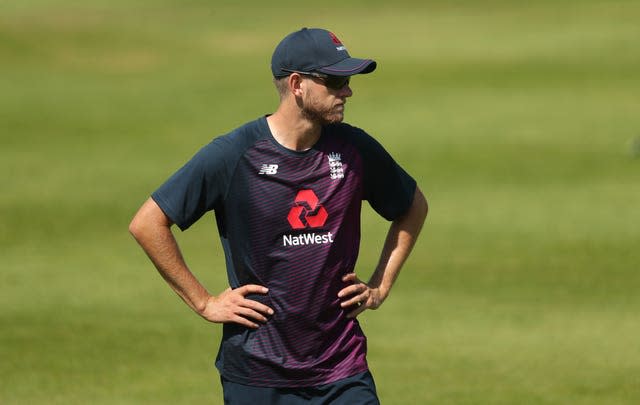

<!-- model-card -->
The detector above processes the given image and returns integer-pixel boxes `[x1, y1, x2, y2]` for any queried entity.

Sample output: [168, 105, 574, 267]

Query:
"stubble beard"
[301, 95, 345, 126]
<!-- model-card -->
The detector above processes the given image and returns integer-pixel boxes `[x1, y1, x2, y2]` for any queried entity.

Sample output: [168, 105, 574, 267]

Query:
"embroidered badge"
[327, 153, 344, 180]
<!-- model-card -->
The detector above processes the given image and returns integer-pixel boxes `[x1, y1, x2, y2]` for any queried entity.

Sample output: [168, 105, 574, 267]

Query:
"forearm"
[129, 198, 211, 314]
[368, 187, 428, 299]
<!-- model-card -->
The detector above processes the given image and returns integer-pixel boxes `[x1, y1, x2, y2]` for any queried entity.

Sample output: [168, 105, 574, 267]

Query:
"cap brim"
[317, 58, 377, 76]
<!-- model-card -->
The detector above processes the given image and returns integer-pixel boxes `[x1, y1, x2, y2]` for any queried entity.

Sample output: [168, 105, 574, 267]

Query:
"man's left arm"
[339, 187, 428, 318]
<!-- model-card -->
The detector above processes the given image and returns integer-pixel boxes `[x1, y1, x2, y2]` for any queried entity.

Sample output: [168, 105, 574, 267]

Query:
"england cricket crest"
[327, 152, 344, 180]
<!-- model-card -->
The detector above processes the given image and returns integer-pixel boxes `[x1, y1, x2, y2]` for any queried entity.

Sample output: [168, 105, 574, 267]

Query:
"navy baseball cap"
[271, 28, 377, 78]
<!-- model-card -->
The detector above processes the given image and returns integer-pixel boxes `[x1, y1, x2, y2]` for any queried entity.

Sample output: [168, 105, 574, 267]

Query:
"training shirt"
[152, 116, 416, 387]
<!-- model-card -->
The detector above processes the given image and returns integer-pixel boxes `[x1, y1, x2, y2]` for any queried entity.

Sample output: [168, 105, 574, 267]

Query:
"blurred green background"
[2, 0, 639, 403]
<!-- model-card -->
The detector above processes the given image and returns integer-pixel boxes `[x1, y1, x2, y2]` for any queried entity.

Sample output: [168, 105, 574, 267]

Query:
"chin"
[324, 113, 344, 125]
[303, 106, 344, 125]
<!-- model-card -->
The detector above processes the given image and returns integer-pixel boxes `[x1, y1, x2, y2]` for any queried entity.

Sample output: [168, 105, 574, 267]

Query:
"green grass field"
[2, 0, 639, 403]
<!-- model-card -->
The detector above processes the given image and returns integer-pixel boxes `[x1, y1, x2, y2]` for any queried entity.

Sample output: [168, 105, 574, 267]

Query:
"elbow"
[128, 215, 143, 241]
[129, 198, 174, 242]
[414, 187, 428, 221]
[128, 209, 152, 241]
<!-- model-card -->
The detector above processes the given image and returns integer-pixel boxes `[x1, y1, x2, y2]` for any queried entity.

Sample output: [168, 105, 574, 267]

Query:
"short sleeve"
[350, 129, 417, 221]
[151, 137, 236, 231]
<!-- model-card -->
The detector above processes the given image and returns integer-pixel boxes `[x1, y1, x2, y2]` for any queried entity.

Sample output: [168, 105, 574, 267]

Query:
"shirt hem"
[218, 364, 370, 388]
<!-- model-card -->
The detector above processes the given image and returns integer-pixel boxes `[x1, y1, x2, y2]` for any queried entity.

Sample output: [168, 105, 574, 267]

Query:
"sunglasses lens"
[325, 76, 350, 90]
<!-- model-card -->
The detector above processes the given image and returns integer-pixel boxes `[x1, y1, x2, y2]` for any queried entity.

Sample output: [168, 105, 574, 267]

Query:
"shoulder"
[324, 122, 388, 157]
[193, 117, 269, 169]
[203, 117, 268, 155]
[325, 122, 368, 139]
[325, 122, 380, 147]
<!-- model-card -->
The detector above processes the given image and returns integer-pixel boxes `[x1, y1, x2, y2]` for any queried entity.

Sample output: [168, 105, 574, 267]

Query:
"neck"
[267, 103, 322, 152]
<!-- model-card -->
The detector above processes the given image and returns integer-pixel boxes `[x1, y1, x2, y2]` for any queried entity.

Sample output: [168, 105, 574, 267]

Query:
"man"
[129, 27, 427, 404]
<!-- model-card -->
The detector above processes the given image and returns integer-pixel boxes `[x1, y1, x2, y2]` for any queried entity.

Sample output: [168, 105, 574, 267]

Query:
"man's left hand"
[338, 272, 385, 318]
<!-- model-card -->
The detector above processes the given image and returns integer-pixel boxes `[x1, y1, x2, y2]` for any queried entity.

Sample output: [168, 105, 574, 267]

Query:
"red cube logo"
[287, 189, 329, 229]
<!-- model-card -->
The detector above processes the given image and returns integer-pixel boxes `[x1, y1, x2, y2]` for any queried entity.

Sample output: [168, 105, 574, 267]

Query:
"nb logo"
[287, 189, 328, 230]
[259, 164, 278, 175]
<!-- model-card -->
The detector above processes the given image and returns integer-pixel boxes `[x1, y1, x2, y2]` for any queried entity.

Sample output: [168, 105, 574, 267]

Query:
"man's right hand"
[200, 285, 274, 329]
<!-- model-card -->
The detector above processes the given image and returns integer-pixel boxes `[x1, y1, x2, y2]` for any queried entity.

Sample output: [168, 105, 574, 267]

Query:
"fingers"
[340, 289, 369, 309]
[230, 314, 262, 329]
[237, 284, 269, 295]
[338, 283, 366, 301]
[338, 273, 361, 299]
[232, 286, 273, 327]
[204, 285, 274, 328]
[224, 303, 270, 330]
[346, 303, 367, 319]
[338, 273, 371, 317]
[240, 297, 274, 320]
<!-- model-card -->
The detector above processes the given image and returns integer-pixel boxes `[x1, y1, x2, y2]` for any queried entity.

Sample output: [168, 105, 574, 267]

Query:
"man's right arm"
[128, 197, 273, 328]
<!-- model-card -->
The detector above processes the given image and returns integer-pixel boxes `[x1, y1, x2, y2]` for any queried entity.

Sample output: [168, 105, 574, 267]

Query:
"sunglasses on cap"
[281, 69, 350, 90]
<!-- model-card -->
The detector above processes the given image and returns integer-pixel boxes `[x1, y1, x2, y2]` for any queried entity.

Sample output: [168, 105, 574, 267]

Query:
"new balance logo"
[259, 164, 278, 175]
[329, 32, 347, 52]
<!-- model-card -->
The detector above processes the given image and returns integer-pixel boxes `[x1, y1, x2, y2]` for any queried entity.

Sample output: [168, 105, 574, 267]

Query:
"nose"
[339, 84, 353, 98]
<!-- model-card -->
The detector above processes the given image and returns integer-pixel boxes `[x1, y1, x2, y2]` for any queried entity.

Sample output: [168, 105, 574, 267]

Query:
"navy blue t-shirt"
[152, 116, 416, 387]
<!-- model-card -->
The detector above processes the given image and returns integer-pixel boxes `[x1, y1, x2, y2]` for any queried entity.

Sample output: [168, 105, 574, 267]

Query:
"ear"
[288, 73, 305, 97]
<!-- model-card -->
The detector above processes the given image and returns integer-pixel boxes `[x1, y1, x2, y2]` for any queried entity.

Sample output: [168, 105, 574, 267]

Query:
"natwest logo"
[287, 189, 328, 229]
